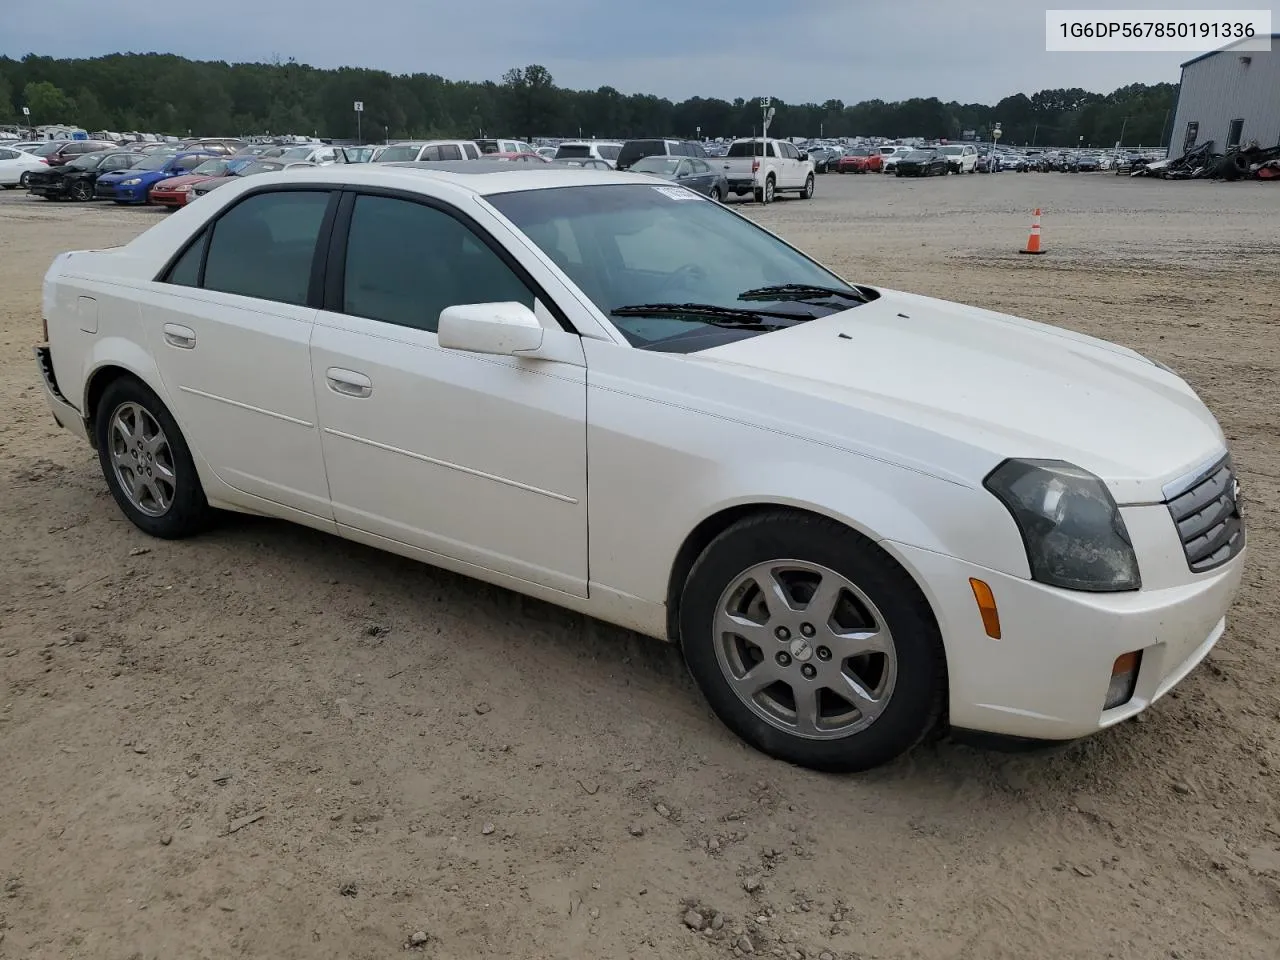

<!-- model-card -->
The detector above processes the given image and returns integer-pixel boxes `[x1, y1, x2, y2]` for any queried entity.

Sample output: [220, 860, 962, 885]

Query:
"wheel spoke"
[804, 574, 845, 624]
[737, 658, 788, 695]
[112, 412, 134, 446]
[826, 627, 889, 660]
[750, 566, 800, 617]
[792, 684, 821, 736]
[715, 609, 774, 649]
[834, 671, 888, 722]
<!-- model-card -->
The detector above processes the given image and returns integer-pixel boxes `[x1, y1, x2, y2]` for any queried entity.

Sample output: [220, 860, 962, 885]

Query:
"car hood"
[694, 288, 1224, 504]
[153, 173, 210, 189]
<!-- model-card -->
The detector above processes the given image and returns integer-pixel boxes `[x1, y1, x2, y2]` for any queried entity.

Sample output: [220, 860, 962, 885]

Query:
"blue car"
[94, 151, 218, 204]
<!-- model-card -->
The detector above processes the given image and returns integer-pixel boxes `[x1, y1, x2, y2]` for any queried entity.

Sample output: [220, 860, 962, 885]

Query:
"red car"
[148, 157, 234, 207]
[837, 149, 883, 174]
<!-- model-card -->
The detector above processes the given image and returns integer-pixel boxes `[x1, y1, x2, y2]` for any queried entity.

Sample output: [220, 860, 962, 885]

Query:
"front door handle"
[325, 367, 372, 398]
[163, 323, 196, 349]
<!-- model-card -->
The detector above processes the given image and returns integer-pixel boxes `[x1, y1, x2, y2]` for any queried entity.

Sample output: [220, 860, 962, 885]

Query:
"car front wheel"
[94, 376, 212, 539]
[678, 511, 947, 772]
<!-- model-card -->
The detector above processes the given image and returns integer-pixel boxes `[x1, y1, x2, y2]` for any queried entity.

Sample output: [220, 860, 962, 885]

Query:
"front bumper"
[151, 190, 189, 207]
[94, 181, 120, 199]
[111, 184, 151, 204]
[28, 181, 68, 197]
[888, 535, 1246, 741]
[34, 345, 89, 443]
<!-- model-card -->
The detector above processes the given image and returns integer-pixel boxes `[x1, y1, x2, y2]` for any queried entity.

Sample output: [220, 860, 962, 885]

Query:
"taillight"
[751, 158, 759, 173]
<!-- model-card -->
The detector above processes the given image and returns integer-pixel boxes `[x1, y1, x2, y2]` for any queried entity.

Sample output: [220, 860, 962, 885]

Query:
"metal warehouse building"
[1168, 34, 1280, 159]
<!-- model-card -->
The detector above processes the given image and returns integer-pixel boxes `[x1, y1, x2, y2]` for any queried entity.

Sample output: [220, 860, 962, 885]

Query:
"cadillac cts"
[34, 164, 1246, 772]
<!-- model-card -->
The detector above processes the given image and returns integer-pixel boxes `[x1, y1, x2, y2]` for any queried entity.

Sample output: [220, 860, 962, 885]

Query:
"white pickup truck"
[716, 137, 815, 203]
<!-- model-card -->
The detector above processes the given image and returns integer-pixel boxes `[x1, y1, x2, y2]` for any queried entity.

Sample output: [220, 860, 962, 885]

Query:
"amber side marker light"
[1105, 651, 1143, 710]
[969, 578, 1001, 639]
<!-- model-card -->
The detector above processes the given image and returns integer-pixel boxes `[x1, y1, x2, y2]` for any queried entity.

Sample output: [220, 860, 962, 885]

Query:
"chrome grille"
[1163, 454, 1244, 573]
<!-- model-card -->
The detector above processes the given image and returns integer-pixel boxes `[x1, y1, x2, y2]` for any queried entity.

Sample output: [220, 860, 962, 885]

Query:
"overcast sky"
[4, 0, 1264, 104]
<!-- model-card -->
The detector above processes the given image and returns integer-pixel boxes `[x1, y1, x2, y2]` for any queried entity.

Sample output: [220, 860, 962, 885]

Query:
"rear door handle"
[163, 323, 196, 349]
[325, 367, 372, 398]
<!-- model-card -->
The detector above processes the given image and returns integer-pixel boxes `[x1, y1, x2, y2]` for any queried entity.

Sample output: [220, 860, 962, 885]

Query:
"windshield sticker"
[652, 185, 700, 201]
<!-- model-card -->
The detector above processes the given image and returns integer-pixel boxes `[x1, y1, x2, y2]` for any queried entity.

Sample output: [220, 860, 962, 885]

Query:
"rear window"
[598, 144, 620, 161]
[556, 144, 591, 159]
[374, 145, 421, 162]
[617, 140, 666, 168]
[727, 141, 775, 158]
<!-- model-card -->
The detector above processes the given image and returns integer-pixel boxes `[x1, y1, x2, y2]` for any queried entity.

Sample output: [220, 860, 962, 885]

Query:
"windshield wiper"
[610, 302, 816, 323]
[737, 283, 870, 304]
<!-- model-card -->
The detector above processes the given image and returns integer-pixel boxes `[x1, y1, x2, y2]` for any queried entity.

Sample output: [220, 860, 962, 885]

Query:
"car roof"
[255, 160, 647, 196]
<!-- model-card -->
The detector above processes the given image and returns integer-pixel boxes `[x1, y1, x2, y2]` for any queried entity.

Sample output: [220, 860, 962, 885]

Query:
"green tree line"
[0, 53, 1177, 148]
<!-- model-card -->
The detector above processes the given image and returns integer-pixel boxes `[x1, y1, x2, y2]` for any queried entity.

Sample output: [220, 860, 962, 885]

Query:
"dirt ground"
[1, 171, 1278, 960]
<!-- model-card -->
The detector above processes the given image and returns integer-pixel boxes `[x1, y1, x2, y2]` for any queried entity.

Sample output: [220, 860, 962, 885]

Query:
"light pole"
[1118, 115, 1130, 149]
[354, 100, 364, 142]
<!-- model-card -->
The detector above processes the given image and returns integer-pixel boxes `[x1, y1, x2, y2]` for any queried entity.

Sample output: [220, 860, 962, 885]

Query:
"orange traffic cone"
[1019, 208, 1045, 254]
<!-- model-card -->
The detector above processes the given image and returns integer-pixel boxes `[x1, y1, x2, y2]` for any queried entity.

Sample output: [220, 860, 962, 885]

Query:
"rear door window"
[201, 190, 332, 306]
[438, 144, 463, 160]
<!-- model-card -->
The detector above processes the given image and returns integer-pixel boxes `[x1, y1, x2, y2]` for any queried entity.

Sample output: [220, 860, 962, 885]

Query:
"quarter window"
[163, 230, 207, 287]
[202, 190, 331, 305]
[341, 194, 535, 333]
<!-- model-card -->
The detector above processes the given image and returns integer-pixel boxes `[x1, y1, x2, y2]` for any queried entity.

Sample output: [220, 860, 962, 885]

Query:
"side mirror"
[798, 152, 808, 160]
[437, 302, 545, 356]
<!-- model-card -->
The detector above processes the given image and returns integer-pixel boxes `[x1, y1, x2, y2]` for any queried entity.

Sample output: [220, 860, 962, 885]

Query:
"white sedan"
[34, 164, 1246, 771]
[0, 145, 48, 188]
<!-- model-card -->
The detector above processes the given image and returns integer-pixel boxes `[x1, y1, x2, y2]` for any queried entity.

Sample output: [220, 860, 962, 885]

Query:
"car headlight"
[984, 459, 1141, 592]
[121, 178, 141, 186]
[174, 184, 191, 192]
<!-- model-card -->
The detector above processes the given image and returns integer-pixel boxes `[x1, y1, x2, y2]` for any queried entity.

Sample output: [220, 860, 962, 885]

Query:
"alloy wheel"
[713, 560, 897, 740]
[108, 402, 177, 517]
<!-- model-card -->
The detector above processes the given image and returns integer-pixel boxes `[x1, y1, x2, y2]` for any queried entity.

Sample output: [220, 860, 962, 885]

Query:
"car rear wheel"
[70, 180, 93, 202]
[679, 511, 947, 772]
[708, 186, 721, 201]
[94, 377, 212, 539]
[19, 172, 32, 188]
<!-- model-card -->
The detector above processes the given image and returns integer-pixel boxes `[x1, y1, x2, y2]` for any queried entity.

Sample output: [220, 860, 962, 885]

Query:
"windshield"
[29, 142, 62, 157]
[488, 184, 866, 353]
[630, 156, 681, 176]
[597, 144, 620, 161]
[134, 155, 172, 171]
[849, 149, 869, 157]
[905, 151, 935, 160]
[938, 146, 962, 155]
[374, 145, 420, 162]
[191, 158, 229, 176]
[279, 147, 314, 161]
[67, 153, 106, 170]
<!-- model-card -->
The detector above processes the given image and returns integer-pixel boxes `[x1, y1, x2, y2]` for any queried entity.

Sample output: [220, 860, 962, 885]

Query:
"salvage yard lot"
[1, 173, 1278, 960]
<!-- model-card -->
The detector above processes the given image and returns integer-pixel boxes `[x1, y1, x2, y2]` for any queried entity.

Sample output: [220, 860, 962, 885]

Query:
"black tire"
[753, 187, 764, 202]
[69, 179, 93, 202]
[94, 376, 212, 539]
[679, 511, 947, 772]
[19, 171, 32, 188]
[895, 169, 903, 177]
[800, 174, 814, 199]
[763, 175, 775, 203]
[708, 186, 721, 201]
